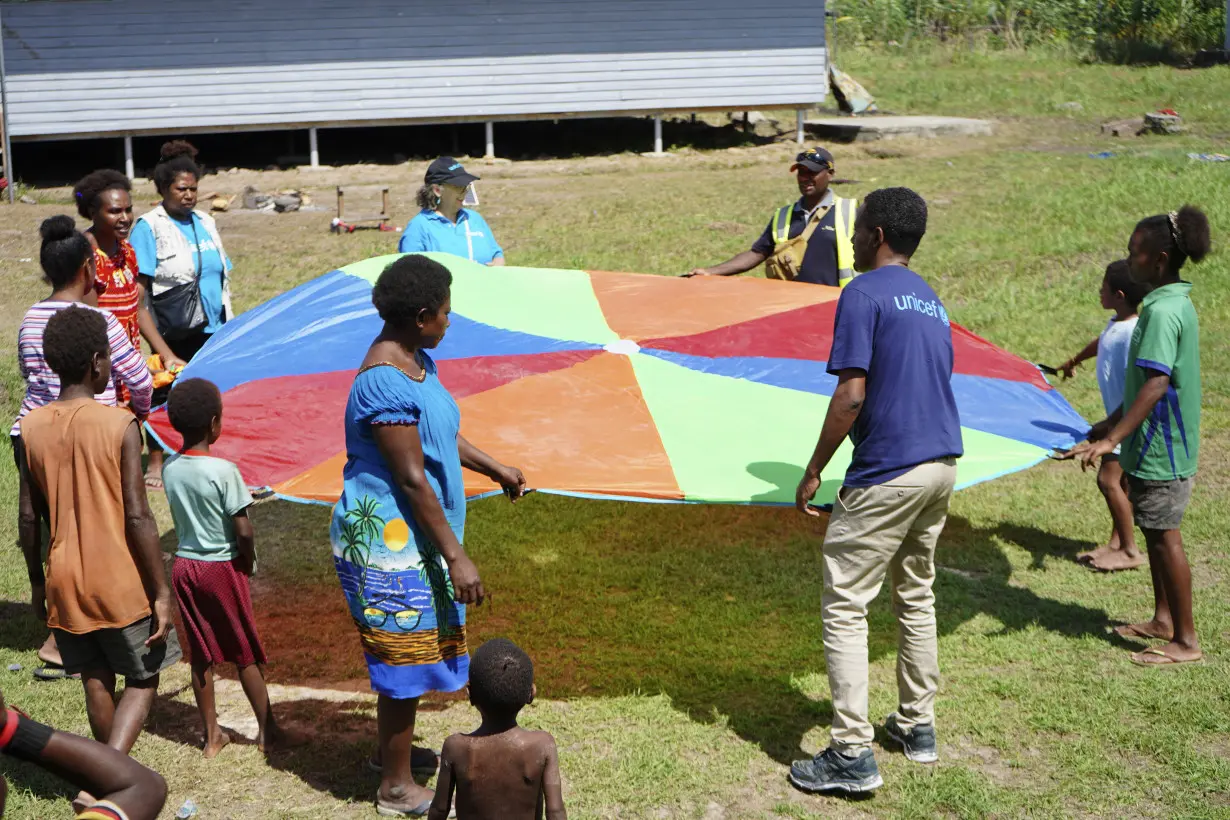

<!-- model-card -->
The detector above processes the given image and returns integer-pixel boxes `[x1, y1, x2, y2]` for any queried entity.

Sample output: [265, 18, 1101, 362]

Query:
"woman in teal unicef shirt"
[398, 157, 505, 266]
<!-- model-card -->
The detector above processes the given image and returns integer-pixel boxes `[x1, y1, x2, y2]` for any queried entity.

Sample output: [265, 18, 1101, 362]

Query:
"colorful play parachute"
[147, 253, 1087, 507]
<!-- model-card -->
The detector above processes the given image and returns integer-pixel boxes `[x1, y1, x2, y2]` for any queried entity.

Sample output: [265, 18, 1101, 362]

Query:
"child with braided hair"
[1068, 205, 1212, 666]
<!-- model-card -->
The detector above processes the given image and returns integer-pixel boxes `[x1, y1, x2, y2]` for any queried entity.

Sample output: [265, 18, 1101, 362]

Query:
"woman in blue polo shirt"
[398, 157, 505, 266]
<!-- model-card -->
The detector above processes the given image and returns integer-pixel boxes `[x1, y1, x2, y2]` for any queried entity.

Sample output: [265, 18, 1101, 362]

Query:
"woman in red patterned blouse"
[74, 170, 184, 404]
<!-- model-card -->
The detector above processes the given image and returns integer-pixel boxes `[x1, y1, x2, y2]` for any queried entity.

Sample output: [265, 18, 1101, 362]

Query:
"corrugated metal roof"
[2, 0, 827, 140]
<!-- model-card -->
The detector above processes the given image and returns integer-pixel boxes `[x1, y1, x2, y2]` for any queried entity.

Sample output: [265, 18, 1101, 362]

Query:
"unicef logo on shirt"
[894, 292, 950, 327]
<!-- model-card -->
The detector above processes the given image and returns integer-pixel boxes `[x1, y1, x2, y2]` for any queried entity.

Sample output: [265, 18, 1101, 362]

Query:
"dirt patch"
[944, 738, 1033, 788]
[1195, 733, 1230, 760]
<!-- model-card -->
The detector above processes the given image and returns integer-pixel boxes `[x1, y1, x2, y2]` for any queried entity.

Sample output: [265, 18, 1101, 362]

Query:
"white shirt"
[1097, 315, 1138, 415]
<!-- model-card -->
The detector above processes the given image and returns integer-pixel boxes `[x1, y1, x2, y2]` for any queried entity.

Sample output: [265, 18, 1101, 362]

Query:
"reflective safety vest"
[771, 195, 858, 287]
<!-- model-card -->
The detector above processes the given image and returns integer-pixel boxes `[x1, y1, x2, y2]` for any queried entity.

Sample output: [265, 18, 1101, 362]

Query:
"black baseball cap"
[424, 156, 480, 187]
[790, 147, 835, 173]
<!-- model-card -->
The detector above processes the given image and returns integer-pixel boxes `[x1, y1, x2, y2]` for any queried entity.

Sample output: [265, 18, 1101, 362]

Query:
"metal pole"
[796, 109, 805, 144]
[0, 7, 15, 204]
[484, 121, 494, 158]
[653, 115, 663, 154]
[124, 136, 134, 179]
[309, 126, 319, 167]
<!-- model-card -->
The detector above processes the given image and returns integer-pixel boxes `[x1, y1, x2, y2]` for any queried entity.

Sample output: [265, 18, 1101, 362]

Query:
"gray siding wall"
[2, 0, 826, 140]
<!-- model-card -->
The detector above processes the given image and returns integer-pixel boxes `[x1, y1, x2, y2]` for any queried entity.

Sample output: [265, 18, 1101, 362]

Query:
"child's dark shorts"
[1127, 475, 1193, 531]
[54, 616, 182, 680]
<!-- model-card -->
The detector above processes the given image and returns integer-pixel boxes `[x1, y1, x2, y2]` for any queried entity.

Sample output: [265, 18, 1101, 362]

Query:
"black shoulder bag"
[150, 220, 208, 341]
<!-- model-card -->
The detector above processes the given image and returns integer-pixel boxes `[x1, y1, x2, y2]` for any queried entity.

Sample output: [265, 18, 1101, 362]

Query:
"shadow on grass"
[0, 757, 80, 805]
[988, 521, 1098, 570]
[147, 689, 439, 805]
[0, 600, 45, 653]
[194, 497, 1144, 776]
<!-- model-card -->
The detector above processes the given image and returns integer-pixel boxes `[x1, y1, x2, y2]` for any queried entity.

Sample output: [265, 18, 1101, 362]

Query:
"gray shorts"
[1128, 475, 1193, 532]
[54, 616, 182, 681]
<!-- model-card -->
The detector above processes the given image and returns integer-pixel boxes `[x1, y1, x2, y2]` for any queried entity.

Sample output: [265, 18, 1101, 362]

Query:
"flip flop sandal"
[32, 666, 80, 681]
[1130, 648, 1204, 667]
[375, 798, 433, 817]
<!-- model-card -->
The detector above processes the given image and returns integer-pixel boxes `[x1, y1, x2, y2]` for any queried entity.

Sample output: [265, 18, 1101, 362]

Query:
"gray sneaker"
[789, 747, 883, 794]
[884, 713, 938, 763]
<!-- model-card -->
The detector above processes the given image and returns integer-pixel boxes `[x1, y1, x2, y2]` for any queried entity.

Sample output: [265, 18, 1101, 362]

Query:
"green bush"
[830, 0, 1226, 57]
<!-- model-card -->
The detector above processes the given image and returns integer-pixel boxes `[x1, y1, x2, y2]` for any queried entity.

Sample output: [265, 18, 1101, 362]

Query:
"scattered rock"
[19, 194, 36, 204]
[273, 194, 301, 213]
[1057, 101, 1083, 112]
[1143, 110, 1183, 134]
[7, 663, 22, 672]
[242, 185, 269, 210]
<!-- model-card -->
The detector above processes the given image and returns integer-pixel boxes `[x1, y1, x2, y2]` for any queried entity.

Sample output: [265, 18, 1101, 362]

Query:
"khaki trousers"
[821, 458, 957, 754]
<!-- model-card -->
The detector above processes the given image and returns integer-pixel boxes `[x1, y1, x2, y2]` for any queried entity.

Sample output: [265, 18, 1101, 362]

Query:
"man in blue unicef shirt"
[791, 187, 963, 795]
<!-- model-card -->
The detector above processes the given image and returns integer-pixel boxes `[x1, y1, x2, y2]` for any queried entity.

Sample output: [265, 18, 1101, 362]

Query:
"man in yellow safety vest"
[685, 147, 857, 287]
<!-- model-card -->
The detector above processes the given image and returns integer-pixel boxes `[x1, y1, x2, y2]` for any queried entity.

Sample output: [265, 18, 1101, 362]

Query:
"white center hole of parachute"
[603, 339, 641, 356]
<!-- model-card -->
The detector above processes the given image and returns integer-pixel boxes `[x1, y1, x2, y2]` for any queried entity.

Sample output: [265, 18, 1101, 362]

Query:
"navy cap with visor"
[425, 156, 480, 187]
[790, 147, 835, 173]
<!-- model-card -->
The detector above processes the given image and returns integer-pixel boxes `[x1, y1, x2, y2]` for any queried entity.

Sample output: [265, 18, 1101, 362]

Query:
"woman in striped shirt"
[12, 217, 154, 441]
[12, 217, 154, 679]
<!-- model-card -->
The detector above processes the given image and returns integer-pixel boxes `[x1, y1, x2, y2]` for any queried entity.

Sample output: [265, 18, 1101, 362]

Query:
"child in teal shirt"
[1070, 205, 1211, 667]
[165, 378, 306, 756]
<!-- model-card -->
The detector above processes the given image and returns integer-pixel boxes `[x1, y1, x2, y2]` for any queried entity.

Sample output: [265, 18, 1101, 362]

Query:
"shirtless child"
[427, 639, 566, 820]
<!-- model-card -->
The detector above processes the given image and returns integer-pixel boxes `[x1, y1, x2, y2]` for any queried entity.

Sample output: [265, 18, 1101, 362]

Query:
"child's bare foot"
[376, 784, 435, 817]
[71, 791, 97, 814]
[259, 724, 310, 754]
[1077, 544, 1113, 564]
[37, 634, 63, 667]
[1130, 641, 1203, 666]
[1113, 620, 1173, 641]
[203, 731, 231, 759]
[1089, 550, 1145, 572]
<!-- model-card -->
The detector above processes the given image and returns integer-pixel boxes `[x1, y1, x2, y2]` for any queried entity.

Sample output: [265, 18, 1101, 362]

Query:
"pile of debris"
[1101, 108, 1184, 137]
[202, 186, 315, 213]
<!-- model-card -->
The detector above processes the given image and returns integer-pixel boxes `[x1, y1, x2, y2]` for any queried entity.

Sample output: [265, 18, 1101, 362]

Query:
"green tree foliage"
[831, 0, 1225, 57]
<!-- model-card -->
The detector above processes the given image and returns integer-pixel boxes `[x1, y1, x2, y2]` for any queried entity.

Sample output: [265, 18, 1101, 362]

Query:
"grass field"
[1, 49, 1229, 818]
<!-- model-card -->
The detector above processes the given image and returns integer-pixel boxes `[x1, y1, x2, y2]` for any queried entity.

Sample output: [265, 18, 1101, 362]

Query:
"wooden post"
[336, 186, 345, 220]
[0, 6, 14, 204]
[796, 110, 805, 145]
[653, 115, 663, 154]
[381, 187, 389, 217]
[309, 127, 319, 168]
[124, 135, 135, 179]
[484, 121, 495, 159]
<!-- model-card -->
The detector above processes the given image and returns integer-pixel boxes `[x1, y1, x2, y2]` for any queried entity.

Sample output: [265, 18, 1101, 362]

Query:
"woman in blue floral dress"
[331, 254, 525, 816]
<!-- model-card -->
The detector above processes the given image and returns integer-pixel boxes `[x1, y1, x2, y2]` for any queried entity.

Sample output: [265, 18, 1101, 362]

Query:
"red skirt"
[172, 557, 267, 667]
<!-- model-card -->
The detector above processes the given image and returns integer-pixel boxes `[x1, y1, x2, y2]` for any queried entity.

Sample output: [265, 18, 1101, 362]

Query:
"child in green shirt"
[165, 378, 306, 756]
[1069, 205, 1211, 666]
